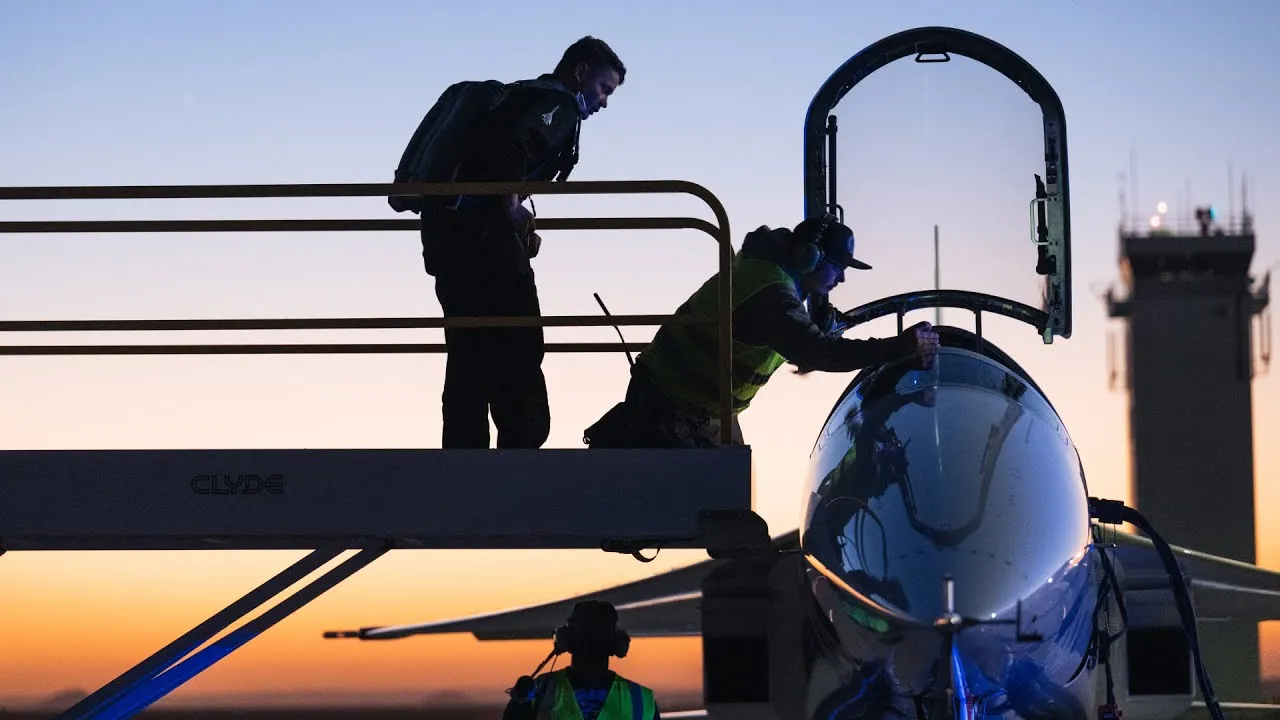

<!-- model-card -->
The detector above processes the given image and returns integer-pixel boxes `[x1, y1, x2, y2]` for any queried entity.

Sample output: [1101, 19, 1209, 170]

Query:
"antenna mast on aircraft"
[934, 224, 941, 326]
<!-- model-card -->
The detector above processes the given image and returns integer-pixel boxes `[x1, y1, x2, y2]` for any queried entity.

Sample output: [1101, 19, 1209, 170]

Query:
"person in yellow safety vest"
[503, 600, 660, 720]
[583, 214, 940, 448]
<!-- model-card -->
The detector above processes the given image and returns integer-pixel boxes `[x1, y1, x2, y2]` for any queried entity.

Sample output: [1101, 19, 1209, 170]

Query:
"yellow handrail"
[0, 179, 737, 444]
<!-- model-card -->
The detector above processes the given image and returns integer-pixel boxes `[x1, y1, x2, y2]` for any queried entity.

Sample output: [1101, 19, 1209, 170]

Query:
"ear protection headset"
[552, 617, 631, 658]
[791, 212, 839, 274]
[505, 609, 631, 702]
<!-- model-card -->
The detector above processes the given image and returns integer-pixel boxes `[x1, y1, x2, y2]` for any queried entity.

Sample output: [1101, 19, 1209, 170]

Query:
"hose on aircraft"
[1088, 497, 1225, 720]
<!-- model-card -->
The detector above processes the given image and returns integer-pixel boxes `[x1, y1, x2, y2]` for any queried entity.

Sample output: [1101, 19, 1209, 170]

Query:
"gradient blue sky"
[3, 0, 1280, 710]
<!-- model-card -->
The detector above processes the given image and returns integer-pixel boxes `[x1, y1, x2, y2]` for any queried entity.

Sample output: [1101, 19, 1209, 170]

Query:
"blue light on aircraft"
[952, 645, 971, 717]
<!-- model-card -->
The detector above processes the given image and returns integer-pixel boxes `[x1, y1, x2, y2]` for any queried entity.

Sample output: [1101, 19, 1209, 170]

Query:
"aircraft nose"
[801, 349, 1092, 627]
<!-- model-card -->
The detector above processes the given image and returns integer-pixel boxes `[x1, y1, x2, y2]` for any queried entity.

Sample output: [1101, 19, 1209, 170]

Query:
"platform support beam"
[59, 540, 388, 720]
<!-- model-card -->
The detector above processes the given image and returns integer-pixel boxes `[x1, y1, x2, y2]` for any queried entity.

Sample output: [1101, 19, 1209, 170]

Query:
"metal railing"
[0, 179, 737, 444]
[1118, 211, 1256, 238]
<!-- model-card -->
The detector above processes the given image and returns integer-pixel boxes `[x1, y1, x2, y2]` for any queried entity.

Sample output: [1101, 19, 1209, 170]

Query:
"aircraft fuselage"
[794, 337, 1100, 719]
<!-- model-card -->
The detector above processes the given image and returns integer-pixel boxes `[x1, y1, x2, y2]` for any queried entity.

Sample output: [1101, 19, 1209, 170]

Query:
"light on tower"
[1150, 215, 1162, 229]
[1157, 201, 1168, 215]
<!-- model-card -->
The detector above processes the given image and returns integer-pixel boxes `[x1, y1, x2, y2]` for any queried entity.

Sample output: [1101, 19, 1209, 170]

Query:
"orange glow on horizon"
[0, 548, 706, 709]
[4, 2, 1280, 710]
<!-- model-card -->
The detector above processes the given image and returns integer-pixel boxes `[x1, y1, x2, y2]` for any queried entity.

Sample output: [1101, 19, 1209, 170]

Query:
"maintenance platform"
[0, 178, 769, 720]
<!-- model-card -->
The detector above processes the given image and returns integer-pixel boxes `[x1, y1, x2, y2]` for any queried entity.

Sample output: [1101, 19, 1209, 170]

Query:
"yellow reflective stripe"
[639, 684, 657, 719]
[645, 325, 777, 407]
[544, 672, 585, 720]
[641, 339, 774, 412]
[637, 255, 794, 414]
[600, 676, 643, 720]
[535, 671, 656, 720]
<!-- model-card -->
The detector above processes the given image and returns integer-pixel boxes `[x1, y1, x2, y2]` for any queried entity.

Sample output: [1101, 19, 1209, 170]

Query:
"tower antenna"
[1129, 146, 1138, 231]
[1118, 172, 1127, 231]
[1186, 178, 1193, 228]
[1229, 160, 1236, 231]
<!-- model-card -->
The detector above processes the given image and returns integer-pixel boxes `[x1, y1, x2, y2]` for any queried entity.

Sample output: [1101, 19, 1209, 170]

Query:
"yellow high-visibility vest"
[533, 670, 657, 720]
[637, 255, 796, 414]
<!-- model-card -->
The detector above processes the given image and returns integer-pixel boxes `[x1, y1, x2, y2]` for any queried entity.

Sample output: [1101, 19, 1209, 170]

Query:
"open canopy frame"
[803, 26, 1072, 342]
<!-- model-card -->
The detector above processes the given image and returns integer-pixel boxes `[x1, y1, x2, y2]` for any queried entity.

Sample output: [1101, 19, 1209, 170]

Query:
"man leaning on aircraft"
[584, 215, 940, 448]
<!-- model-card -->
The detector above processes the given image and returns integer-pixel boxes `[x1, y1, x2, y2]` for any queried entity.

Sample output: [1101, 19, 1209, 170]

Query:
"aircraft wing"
[325, 531, 800, 641]
[1103, 526, 1280, 622]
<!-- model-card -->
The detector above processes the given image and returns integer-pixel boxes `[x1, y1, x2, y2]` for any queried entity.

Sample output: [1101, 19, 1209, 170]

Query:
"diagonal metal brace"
[58, 540, 388, 720]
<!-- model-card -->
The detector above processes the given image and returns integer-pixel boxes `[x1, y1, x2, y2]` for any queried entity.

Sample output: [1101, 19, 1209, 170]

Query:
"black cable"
[1068, 548, 1123, 692]
[1098, 631, 1119, 719]
[506, 647, 560, 701]
[1098, 591, 1117, 709]
[593, 292, 634, 367]
[1088, 497, 1225, 720]
[1094, 538, 1129, 638]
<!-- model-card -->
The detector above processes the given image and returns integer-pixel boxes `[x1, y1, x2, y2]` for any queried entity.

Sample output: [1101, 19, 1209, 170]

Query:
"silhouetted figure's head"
[552, 36, 625, 118]
[789, 215, 872, 296]
[555, 600, 631, 666]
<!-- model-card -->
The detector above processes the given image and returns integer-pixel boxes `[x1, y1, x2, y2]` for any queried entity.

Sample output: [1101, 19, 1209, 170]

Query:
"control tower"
[1106, 199, 1272, 702]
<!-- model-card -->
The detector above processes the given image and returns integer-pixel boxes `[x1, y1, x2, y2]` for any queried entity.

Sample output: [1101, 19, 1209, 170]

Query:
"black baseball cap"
[793, 216, 872, 270]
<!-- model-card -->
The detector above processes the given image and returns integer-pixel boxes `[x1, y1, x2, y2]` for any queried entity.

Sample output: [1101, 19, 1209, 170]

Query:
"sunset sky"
[3, 0, 1280, 712]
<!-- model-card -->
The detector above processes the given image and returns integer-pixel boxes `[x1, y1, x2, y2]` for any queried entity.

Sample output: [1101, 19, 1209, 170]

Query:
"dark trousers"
[424, 211, 550, 449]
[583, 364, 743, 449]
